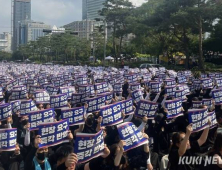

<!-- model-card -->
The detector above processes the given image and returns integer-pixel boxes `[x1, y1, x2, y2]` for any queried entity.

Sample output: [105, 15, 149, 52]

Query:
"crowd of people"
[0, 63, 222, 170]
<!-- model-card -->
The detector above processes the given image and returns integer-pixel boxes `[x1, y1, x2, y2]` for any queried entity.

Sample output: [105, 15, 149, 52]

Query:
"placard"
[165, 86, 176, 97]
[11, 90, 27, 101]
[94, 83, 109, 94]
[85, 95, 106, 113]
[38, 119, 69, 148]
[165, 99, 182, 119]
[121, 98, 134, 115]
[78, 85, 95, 96]
[117, 122, 148, 151]
[135, 100, 158, 119]
[188, 108, 209, 132]
[130, 83, 141, 91]
[46, 86, 59, 96]
[212, 89, 222, 105]
[33, 90, 50, 104]
[131, 89, 143, 103]
[0, 128, 17, 151]
[74, 130, 105, 163]
[10, 100, 21, 114]
[201, 78, 213, 89]
[61, 106, 85, 126]
[148, 81, 161, 93]
[50, 94, 68, 109]
[26, 108, 55, 131]
[71, 93, 87, 106]
[20, 100, 38, 115]
[100, 102, 123, 126]
[0, 103, 12, 121]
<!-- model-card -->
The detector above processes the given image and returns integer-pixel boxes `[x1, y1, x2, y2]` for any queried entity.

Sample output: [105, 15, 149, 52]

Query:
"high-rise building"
[19, 20, 51, 45]
[0, 32, 12, 53]
[12, 0, 31, 51]
[82, 0, 106, 20]
[63, 20, 103, 40]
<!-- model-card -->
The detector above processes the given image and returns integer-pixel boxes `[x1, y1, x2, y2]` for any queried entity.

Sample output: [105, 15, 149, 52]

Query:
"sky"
[0, 0, 146, 34]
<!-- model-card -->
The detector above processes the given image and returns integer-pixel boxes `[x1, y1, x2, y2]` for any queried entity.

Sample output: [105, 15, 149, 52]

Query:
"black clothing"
[169, 140, 201, 170]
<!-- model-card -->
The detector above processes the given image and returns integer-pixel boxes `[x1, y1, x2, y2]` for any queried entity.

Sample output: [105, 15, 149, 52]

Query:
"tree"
[100, 0, 134, 62]
[137, 0, 221, 69]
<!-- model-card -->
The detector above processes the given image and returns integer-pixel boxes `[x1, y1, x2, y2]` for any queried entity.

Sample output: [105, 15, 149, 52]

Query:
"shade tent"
[105, 56, 114, 60]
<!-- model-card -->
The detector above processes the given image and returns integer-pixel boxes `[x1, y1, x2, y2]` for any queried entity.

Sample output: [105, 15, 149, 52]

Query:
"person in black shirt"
[122, 80, 129, 99]
[169, 121, 210, 170]
[207, 133, 222, 169]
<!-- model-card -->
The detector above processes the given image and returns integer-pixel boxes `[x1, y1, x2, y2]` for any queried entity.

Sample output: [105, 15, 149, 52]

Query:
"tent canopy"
[105, 56, 114, 60]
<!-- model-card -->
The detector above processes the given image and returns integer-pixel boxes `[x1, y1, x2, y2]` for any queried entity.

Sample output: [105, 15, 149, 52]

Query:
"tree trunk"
[198, 15, 204, 70]
[185, 48, 190, 69]
[117, 36, 123, 63]
[113, 21, 117, 63]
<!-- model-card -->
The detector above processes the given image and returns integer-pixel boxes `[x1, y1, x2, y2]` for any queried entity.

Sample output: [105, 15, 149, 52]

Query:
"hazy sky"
[0, 0, 146, 34]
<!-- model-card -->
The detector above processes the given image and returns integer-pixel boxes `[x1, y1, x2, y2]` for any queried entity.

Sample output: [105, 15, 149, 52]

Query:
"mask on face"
[21, 119, 28, 126]
[36, 152, 46, 161]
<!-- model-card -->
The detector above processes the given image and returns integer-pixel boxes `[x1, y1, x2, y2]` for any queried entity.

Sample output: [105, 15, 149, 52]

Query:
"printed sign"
[100, 102, 123, 126]
[121, 98, 134, 115]
[71, 93, 87, 106]
[135, 100, 158, 119]
[174, 90, 187, 102]
[50, 94, 68, 109]
[74, 130, 105, 163]
[165, 86, 176, 97]
[165, 99, 182, 118]
[85, 95, 106, 113]
[177, 76, 187, 84]
[148, 81, 161, 93]
[59, 86, 75, 99]
[188, 108, 209, 132]
[208, 111, 217, 129]
[124, 74, 138, 83]
[20, 100, 38, 115]
[164, 79, 176, 86]
[130, 83, 141, 91]
[131, 89, 143, 103]
[117, 122, 148, 151]
[46, 86, 59, 96]
[212, 89, 222, 105]
[27, 108, 55, 130]
[10, 100, 21, 114]
[38, 119, 69, 148]
[0, 128, 17, 151]
[11, 90, 27, 101]
[192, 101, 202, 108]
[0, 103, 12, 121]
[201, 78, 213, 89]
[78, 85, 95, 96]
[202, 99, 212, 108]
[76, 76, 88, 85]
[61, 106, 85, 126]
[33, 90, 50, 104]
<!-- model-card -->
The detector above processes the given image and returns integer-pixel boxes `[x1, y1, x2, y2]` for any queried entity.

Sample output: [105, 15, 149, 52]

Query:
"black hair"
[171, 131, 185, 147]
[55, 145, 73, 162]
[212, 133, 222, 151]
[192, 97, 199, 101]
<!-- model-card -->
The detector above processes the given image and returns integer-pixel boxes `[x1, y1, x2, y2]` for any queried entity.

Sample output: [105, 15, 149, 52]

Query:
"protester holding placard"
[169, 122, 211, 170]
[2, 63, 222, 170]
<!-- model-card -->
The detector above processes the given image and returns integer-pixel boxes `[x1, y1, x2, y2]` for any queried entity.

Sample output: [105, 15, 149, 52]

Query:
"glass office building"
[12, 0, 31, 51]
[82, 0, 106, 20]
